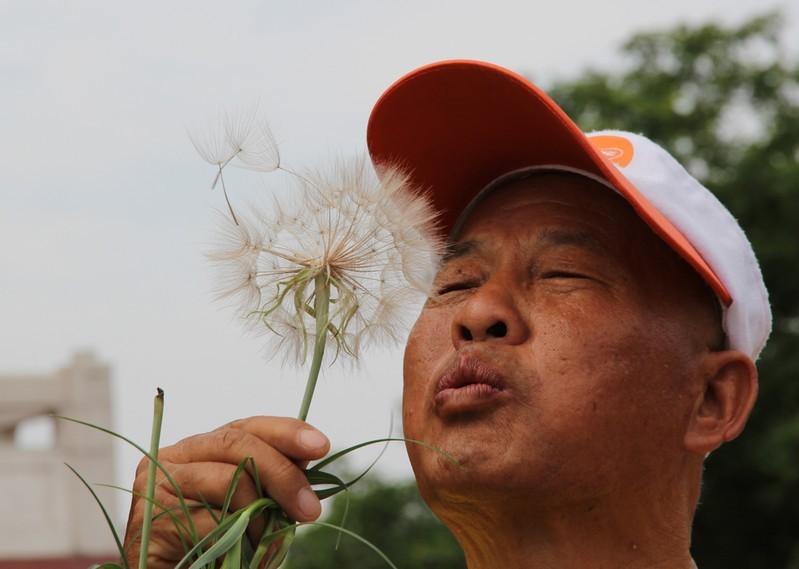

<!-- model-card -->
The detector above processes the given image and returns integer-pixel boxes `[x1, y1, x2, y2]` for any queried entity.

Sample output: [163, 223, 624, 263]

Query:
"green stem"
[139, 388, 165, 569]
[297, 274, 329, 422]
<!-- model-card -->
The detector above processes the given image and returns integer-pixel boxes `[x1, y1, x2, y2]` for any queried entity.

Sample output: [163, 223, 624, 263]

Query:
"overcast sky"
[2, 0, 797, 527]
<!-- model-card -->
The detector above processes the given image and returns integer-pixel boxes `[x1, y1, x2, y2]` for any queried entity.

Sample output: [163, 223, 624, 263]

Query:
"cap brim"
[367, 59, 730, 305]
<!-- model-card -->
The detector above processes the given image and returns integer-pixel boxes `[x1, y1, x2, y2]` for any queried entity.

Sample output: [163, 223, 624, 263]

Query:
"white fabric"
[588, 130, 772, 361]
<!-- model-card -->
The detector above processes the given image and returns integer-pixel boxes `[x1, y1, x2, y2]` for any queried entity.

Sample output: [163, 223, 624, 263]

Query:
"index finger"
[222, 416, 330, 461]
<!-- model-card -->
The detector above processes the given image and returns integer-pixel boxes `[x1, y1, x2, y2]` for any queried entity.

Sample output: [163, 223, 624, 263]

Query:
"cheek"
[534, 303, 694, 452]
[531, 302, 645, 412]
[402, 310, 450, 434]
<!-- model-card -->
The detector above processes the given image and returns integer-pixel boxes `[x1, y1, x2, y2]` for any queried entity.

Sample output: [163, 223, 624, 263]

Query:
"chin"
[407, 420, 520, 499]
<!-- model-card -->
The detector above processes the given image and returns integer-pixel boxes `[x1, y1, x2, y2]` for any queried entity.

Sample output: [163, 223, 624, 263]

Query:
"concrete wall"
[0, 352, 118, 558]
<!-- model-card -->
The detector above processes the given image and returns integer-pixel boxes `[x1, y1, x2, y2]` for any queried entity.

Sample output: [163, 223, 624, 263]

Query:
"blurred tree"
[547, 12, 799, 569]
[286, 477, 465, 569]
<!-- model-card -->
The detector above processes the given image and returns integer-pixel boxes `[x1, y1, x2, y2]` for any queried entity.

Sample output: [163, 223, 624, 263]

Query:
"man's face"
[402, 173, 719, 512]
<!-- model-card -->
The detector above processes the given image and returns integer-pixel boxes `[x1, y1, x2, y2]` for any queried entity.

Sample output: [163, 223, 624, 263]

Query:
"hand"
[123, 416, 330, 568]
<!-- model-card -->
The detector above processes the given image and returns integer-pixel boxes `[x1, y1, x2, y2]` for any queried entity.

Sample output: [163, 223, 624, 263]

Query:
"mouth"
[433, 355, 507, 415]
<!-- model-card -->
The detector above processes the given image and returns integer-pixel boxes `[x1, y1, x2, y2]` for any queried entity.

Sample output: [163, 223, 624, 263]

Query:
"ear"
[683, 350, 758, 455]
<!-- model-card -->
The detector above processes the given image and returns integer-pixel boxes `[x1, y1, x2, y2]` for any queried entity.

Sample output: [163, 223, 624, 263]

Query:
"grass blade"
[179, 498, 275, 569]
[309, 437, 457, 471]
[220, 537, 242, 569]
[298, 521, 399, 569]
[64, 463, 128, 569]
[220, 458, 252, 522]
[139, 388, 165, 569]
[56, 412, 201, 544]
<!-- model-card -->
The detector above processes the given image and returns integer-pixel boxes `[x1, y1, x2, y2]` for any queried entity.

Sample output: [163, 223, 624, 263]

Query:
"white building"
[0, 352, 118, 559]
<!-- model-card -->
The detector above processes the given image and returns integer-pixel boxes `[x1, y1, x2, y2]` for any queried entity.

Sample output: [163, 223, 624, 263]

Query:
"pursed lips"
[433, 354, 507, 412]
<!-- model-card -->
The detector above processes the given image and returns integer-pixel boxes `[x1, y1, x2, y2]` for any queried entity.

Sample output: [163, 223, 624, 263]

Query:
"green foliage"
[285, 477, 466, 569]
[548, 12, 799, 569]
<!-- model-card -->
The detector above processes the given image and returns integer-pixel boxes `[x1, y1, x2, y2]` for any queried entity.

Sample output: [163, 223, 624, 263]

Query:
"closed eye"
[436, 281, 477, 295]
[541, 271, 589, 279]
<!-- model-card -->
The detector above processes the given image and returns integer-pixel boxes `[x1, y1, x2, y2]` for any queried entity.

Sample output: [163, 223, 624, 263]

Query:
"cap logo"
[589, 135, 634, 168]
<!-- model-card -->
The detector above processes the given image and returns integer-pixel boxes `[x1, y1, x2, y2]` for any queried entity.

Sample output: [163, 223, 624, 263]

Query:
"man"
[125, 61, 771, 568]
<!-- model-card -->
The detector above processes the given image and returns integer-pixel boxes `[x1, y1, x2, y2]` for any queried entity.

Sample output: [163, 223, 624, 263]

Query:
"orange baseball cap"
[367, 60, 772, 360]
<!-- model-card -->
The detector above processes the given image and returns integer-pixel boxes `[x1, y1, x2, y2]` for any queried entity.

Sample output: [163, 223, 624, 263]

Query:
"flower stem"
[297, 274, 329, 422]
[279, 276, 328, 567]
[139, 388, 164, 569]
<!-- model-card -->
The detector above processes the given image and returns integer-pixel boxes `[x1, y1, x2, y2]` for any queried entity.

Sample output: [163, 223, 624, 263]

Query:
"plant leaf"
[64, 463, 129, 569]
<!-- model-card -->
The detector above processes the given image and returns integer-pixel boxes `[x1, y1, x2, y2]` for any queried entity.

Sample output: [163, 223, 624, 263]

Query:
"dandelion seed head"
[211, 155, 443, 366]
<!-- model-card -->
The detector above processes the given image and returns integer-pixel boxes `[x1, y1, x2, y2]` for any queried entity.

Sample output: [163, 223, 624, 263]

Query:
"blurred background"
[1, 1, 797, 567]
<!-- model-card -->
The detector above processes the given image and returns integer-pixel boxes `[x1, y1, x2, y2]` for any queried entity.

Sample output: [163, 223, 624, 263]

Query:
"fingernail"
[297, 486, 321, 519]
[298, 428, 328, 450]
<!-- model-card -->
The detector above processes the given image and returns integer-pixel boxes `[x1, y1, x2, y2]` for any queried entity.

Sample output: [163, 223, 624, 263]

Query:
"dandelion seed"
[188, 104, 281, 224]
[223, 104, 280, 173]
[189, 103, 281, 176]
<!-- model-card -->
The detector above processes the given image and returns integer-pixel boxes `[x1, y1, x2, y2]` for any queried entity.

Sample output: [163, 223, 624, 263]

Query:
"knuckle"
[132, 463, 154, 493]
[134, 455, 151, 478]
[266, 457, 300, 488]
[216, 427, 250, 453]
[224, 417, 251, 430]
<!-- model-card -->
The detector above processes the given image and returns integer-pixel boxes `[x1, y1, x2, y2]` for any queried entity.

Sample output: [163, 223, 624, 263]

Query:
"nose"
[451, 278, 530, 348]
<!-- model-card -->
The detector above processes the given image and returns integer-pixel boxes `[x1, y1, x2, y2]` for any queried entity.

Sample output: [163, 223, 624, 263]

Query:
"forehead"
[455, 172, 652, 249]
